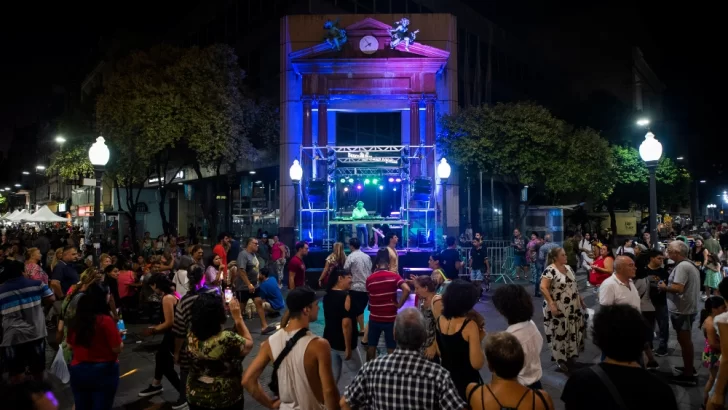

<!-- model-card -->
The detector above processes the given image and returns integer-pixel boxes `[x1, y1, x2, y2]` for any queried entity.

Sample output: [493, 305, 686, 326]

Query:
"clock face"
[359, 35, 379, 54]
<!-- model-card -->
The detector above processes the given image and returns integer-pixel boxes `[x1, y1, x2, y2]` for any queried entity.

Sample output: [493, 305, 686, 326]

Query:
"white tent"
[0, 212, 10, 221]
[4, 210, 21, 222]
[24, 206, 68, 223]
[7, 209, 30, 222]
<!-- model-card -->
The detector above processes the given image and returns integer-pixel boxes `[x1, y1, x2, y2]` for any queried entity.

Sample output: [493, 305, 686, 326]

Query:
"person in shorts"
[0, 260, 56, 383]
[469, 239, 489, 292]
[235, 238, 261, 304]
[511, 229, 528, 280]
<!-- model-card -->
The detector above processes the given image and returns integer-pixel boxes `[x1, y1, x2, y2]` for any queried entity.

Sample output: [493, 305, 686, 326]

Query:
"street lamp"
[55, 135, 66, 144]
[35, 165, 45, 171]
[639, 131, 662, 250]
[636, 118, 650, 127]
[88, 137, 110, 248]
[289, 159, 303, 241]
[437, 158, 452, 240]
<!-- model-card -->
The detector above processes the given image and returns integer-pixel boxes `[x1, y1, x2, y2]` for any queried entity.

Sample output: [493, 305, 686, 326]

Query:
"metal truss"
[336, 167, 401, 177]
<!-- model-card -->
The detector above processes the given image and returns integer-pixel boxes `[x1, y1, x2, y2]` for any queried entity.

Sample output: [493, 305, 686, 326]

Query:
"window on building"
[336, 113, 401, 146]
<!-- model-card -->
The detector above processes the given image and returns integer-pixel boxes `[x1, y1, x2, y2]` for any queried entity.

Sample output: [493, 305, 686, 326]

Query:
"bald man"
[598, 255, 639, 311]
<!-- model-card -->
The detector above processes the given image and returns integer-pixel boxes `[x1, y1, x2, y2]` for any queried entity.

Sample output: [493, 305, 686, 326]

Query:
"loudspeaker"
[411, 178, 432, 201]
[307, 180, 328, 203]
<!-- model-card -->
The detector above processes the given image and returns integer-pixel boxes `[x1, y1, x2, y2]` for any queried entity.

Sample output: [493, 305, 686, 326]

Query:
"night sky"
[1, 1, 724, 187]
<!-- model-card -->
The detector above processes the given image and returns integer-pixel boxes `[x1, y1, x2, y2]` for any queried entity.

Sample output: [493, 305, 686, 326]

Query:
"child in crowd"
[700, 296, 725, 410]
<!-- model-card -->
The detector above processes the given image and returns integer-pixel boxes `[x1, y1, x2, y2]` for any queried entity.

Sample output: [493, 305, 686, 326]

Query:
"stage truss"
[298, 144, 438, 250]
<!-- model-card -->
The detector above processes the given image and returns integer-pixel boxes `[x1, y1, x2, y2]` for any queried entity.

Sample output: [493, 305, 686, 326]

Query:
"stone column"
[409, 97, 421, 179]
[425, 97, 436, 178]
[302, 97, 313, 174]
[317, 98, 328, 179]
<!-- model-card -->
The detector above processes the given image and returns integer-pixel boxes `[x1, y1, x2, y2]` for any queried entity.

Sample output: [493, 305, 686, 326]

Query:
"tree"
[604, 145, 691, 240]
[438, 102, 611, 230]
[97, 44, 261, 235]
[46, 141, 94, 180]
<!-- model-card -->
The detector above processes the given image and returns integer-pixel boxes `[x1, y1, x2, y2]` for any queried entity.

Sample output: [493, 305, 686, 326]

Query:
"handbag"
[50, 346, 70, 384]
[268, 328, 309, 396]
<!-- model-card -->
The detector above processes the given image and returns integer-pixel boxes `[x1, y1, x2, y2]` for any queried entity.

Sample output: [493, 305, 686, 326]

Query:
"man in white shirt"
[492, 284, 543, 388]
[599, 255, 640, 311]
[352, 201, 370, 248]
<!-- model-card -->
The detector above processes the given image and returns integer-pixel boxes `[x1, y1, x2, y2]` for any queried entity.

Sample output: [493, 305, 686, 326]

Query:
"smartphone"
[224, 289, 233, 304]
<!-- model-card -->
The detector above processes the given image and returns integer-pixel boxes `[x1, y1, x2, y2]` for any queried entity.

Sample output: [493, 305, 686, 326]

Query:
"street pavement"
[49, 270, 708, 410]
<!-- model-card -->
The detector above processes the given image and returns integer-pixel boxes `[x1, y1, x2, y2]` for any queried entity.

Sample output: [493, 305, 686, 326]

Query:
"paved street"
[49, 270, 708, 410]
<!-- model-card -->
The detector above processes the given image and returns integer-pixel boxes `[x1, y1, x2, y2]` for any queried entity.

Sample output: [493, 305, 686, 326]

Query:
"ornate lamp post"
[289, 159, 303, 241]
[437, 158, 451, 242]
[88, 137, 110, 247]
[639, 131, 662, 249]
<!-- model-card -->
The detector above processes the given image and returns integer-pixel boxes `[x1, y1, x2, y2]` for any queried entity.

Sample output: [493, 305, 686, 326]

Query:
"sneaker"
[171, 398, 188, 410]
[670, 374, 698, 386]
[645, 360, 659, 370]
[261, 325, 277, 335]
[654, 348, 668, 357]
[138, 384, 164, 397]
[672, 366, 698, 377]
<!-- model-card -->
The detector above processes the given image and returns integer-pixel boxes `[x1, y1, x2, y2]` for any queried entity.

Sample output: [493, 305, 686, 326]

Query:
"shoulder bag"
[268, 328, 309, 396]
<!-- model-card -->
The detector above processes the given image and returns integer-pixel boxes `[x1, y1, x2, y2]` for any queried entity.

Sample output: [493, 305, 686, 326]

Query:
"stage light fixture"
[357, 184, 363, 190]
[348, 178, 354, 183]
[393, 187, 397, 191]
[364, 179, 371, 185]
[395, 178, 402, 183]
[344, 186, 349, 192]
[388, 177, 394, 183]
[340, 178, 346, 183]
[372, 178, 378, 184]
[379, 185, 384, 190]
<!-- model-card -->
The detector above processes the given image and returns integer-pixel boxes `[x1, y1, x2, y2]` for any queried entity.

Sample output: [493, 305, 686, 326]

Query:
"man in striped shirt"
[0, 259, 55, 383]
[365, 249, 410, 361]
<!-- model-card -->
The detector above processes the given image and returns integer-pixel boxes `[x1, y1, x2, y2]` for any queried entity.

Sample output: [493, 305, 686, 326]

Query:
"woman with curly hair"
[318, 242, 347, 288]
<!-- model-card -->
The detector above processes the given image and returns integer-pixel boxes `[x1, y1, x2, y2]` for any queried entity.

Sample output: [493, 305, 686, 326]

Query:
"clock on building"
[359, 35, 379, 54]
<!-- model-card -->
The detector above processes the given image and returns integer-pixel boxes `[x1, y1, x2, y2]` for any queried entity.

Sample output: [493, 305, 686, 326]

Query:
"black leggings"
[155, 333, 181, 392]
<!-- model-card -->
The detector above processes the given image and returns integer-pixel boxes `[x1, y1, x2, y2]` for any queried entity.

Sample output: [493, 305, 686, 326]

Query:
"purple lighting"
[357, 184, 363, 190]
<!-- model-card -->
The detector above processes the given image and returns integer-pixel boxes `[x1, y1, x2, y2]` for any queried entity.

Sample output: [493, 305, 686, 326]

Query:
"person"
[287, 241, 309, 290]
[701, 296, 725, 409]
[204, 253, 223, 289]
[469, 238, 489, 292]
[598, 255, 640, 310]
[173, 266, 219, 407]
[644, 249, 670, 356]
[526, 232, 541, 269]
[318, 242, 346, 288]
[24, 247, 47, 284]
[172, 256, 194, 298]
[186, 293, 253, 410]
[352, 200, 370, 248]
[492, 284, 544, 388]
[413, 275, 442, 361]
[707, 279, 728, 409]
[561, 304, 678, 410]
[436, 279, 486, 400]
[465, 332, 553, 410]
[440, 236, 463, 281]
[190, 245, 205, 271]
[211, 232, 230, 285]
[103, 264, 122, 307]
[323, 268, 362, 387]
[341, 308, 466, 410]
[0, 260, 56, 384]
[1, 380, 61, 410]
[429, 252, 450, 294]
[658, 240, 701, 385]
[587, 244, 614, 290]
[385, 232, 400, 274]
[343, 237, 372, 341]
[539, 247, 586, 373]
[50, 245, 79, 298]
[706, 231, 723, 257]
[67, 282, 123, 410]
[234, 237, 261, 304]
[511, 229, 527, 280]
[536, 234, 558, 297]
[243, 286, 339, 410]
[640, 231, 655, 250]
[226, 235, 241, 266]
[633, 254, 660, 369]
[365, 248, 411, 360]
[616, 238, 635, 255]
[705, 253, 722, 298]
[271, 235, 288, 286]
[253, 267, 285, 335]
[138, 275, 186, 408]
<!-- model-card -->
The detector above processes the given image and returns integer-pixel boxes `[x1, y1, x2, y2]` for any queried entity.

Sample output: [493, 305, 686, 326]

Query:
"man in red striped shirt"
[365, 249, 410, 361]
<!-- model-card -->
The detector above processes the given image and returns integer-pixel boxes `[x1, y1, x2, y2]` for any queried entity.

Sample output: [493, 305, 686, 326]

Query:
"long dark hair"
[71, 282, 111, 347]
[149, 274, 175, 295]
[700, 296, 725, 329]
[187, 266, 205, 296]
[190, 292, 226, 341]
[326, 268, 350, 291]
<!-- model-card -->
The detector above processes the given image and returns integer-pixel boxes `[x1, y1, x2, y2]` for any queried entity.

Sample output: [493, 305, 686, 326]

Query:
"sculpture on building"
[389, 18, 419, 51]
[323, 19, 347, 51]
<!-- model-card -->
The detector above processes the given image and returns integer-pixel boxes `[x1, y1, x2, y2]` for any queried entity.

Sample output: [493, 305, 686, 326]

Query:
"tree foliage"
[46, 141, 94, 180]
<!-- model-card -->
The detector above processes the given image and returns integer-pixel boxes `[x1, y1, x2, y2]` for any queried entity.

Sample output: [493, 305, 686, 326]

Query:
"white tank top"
[268, 328, 325, 410]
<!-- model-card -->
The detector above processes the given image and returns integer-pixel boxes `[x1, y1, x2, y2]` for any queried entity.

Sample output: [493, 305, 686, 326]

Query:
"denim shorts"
[669, 312, 697, 332]
[471, 269, 484, 281]
[368, 320, 396, 349]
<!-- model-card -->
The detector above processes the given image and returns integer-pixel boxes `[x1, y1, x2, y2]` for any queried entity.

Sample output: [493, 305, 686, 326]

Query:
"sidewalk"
[51, 270, 707, 409]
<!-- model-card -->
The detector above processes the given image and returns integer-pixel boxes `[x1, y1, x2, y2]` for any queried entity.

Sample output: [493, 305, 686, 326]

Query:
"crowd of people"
[6, 221, 728, 410]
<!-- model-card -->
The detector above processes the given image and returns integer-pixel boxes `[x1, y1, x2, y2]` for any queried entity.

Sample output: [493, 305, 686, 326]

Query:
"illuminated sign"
[149, 171, 185, 184]
[345, 152, 399, 164]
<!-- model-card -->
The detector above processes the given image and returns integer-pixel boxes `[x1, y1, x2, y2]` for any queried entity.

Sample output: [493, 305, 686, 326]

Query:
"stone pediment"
[290, 17, 450, 62]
